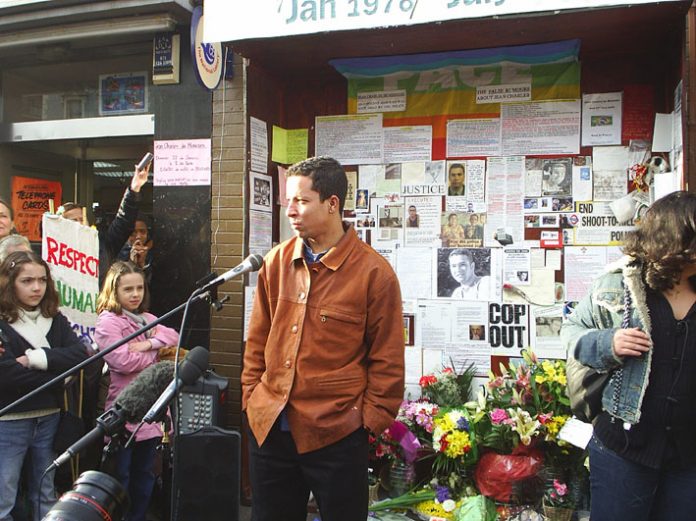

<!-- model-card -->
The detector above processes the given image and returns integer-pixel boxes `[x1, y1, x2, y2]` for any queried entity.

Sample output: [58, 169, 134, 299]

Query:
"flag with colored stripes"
[331, 40, 581, 159]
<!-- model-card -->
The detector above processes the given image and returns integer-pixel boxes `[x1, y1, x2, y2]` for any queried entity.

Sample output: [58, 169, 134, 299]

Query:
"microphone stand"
[169, 284, 210, 521]
[0, 287, 214, 418]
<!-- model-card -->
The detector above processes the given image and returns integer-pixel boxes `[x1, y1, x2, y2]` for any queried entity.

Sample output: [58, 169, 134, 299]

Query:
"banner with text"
[331, 40, 581, 158]
[42, 214, 99, 344]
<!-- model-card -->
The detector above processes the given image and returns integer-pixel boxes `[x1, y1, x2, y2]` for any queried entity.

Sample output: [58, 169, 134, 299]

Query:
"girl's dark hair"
[0, 250, 59, 322]
[97, 261, 149, 314]
[622, 191, 696, 291]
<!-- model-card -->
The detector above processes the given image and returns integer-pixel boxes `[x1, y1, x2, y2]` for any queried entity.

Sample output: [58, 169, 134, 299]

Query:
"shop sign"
[204, 0, 683, 42]
[191, 6, 223, 91]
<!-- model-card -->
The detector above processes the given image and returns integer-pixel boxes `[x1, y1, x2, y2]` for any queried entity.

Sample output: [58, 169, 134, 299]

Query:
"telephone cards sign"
[204, 0, 682, 42]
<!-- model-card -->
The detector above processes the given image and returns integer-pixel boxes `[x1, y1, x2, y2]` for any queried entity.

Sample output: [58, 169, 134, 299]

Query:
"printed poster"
[11, 176, 62, 242]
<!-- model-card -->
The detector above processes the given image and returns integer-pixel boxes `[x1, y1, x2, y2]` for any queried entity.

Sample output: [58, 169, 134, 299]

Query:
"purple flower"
[436, 485, 450, 503]
[456, 416, 469, 431]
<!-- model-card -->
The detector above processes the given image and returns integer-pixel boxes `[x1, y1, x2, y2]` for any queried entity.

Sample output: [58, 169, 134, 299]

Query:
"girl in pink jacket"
[95, 261, 179, 521]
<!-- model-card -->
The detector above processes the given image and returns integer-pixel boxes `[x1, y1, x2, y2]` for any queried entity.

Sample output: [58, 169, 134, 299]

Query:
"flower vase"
[368, 480, 381, 505]
[388, 460, 415, 497]
[542, 503, 573, 521]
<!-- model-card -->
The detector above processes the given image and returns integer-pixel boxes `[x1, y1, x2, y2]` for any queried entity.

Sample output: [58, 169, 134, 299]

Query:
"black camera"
[42, 471, 129, 521]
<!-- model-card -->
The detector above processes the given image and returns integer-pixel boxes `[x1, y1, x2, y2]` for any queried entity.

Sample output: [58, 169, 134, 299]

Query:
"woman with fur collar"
[562, 191, 696, 521]
[0, 251, 88, 521]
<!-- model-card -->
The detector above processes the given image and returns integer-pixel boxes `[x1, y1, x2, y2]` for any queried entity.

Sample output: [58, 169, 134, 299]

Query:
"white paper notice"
[564, 246, 622, 301]
[357, 90, 406, 113]
[154, 139, 211, 186]
[397, 247, 433, 300]
[315, 113, 383, 165]
[401, 161, 446, 196]
[446, 118, 501, 158]
[652, 113, 673, 152]
[501, 100, 581, 156]
[248, 210, 273, 254]
[384, 126, 432, 163]
[243, 286, 256, 341]
[485, 156, 525, 246]
[417, 300, 452, 348]
[404, 345, 423, 385]
[581, 92, 622, 146]
[403, 196, 442, 247]
[531, 304, 565, 359]
[250, 117, 268, 174]
[503, 247, 532, 286]
[572, 157, 593, 202]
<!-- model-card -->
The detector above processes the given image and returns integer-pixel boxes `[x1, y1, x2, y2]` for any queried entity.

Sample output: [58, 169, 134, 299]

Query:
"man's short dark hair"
[448, 248, 474, 262]
[408, 205, 417, 211]
[286, 156, 348, 212]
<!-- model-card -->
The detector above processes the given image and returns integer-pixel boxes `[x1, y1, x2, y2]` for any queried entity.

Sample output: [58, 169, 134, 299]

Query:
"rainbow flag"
[331, 40, 581, 158]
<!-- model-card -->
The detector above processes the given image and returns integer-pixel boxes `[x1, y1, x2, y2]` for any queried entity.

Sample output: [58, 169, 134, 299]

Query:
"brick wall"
[210, 52, 247, 429]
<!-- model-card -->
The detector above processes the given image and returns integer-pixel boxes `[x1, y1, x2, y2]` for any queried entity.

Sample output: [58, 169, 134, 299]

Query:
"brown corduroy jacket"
[242, 225, 405, 453]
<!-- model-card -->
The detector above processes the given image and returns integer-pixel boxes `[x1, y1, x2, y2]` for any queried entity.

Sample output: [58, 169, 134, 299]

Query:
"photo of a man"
[437, 247, 493, 300]
[406, 205, 419, 228]
[541, 159, 571, 196]
[447, 162, 466, 196]
[469, 324, 485, 341]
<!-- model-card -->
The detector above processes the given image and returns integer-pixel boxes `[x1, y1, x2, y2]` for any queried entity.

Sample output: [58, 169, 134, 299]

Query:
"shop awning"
[201, 1, 691, 78]
[204, 0, 685, 43]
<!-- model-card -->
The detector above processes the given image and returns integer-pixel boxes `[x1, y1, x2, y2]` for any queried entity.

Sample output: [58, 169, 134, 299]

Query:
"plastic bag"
[473, 445, 544, 503]
[453, 495, 498, 521]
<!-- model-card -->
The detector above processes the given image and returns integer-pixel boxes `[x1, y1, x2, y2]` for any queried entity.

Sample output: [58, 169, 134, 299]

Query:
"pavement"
[238, 505, 316, 521]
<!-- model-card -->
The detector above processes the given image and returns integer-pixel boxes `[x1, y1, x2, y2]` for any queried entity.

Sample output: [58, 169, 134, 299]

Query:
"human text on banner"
[42, 214, 99, 345]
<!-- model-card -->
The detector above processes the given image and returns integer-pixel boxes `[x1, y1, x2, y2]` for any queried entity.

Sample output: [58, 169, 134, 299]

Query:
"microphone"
[141, 346, 209, 423]
[48, 360, 177, 472]
[203, 254, 263, 290]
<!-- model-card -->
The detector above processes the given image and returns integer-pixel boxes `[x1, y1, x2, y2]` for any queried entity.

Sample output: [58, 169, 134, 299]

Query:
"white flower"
[442, 499, 456, 512]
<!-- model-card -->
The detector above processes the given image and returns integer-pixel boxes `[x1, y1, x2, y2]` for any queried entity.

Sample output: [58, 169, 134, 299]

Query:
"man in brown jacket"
[242, 156, 405, 521]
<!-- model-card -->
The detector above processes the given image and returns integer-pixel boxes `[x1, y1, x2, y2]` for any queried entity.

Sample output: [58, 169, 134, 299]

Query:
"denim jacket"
[560, 256, 652, 424]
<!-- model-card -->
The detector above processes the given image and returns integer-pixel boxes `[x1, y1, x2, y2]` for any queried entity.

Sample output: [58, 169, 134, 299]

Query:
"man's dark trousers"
[248, 418, 368, 521]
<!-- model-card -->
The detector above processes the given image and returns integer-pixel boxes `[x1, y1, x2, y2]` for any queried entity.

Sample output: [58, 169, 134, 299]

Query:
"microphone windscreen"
[178, 346, 209, 384]
[248, 254, 264, 271]
[115, 361, 175, 422]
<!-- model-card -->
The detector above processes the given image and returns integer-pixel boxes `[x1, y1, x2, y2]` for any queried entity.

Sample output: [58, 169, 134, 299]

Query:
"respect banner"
[42, 214, 99, 344]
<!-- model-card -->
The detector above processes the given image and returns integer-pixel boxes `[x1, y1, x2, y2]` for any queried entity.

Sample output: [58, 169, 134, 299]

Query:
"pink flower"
[442, 367, 454, 374]
[487, 376, 504, 389]
[553, 479, 568, 496]
[490, 408, 509, 425]
[538, 412, 553, 424]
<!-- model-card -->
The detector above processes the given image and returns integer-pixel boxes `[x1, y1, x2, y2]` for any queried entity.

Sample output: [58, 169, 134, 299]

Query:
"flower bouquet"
[542, 479, 574, 521]
[431, 408, 478, 477]
[419, 362, 476, 408]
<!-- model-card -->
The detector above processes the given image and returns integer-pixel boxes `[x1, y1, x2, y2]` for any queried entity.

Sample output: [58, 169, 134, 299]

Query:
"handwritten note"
[154, 139, 211, 186]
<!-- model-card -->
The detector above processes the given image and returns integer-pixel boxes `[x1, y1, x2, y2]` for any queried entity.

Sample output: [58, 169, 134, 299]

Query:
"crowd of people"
[0, 163, 170, 521]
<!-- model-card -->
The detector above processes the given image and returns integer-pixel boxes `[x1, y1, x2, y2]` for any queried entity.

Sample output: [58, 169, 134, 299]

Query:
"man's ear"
[328, 195, 340, 214]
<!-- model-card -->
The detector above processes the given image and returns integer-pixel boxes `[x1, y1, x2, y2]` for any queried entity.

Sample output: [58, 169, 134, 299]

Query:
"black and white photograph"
[535, 316, 563, 337]
[541, 158, 572, 197]
[250, 172, 273, 212]
[436, 247, 493, 300]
